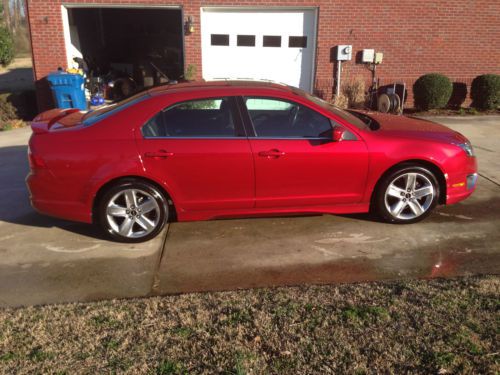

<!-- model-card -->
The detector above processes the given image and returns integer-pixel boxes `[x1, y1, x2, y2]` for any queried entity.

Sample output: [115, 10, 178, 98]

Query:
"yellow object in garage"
[66, 68, 84, 75]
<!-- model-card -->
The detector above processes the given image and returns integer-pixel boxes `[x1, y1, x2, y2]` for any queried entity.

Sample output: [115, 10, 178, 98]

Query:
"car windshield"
[82, 91, 150, 126]
[295, 89, 375, 131]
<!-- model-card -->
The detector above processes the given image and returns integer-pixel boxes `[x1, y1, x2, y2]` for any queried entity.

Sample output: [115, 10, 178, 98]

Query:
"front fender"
[362, 137, 451, 203]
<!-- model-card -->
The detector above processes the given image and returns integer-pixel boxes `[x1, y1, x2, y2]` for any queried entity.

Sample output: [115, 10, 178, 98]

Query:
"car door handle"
[258, 149, 286, 158]
[144, 150, 174, 159]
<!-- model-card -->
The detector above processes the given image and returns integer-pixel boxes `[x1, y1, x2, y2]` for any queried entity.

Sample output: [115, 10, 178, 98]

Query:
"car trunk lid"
[31, 108, 85, 134]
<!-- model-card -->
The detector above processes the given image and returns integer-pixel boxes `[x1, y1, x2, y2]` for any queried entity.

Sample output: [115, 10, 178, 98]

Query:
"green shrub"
[0, 26, 14, 67]
[0, 94, 18, 123]
[413, 73, 453, 110]
[471, 74, 500, 110]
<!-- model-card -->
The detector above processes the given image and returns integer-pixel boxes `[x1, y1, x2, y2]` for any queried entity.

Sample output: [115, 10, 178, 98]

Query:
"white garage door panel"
[201, 9, 317, 91]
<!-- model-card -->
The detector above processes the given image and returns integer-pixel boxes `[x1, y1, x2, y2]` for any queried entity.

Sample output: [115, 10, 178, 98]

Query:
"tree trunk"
[12, 0, 21, 33]
[2, 0, 12, 32]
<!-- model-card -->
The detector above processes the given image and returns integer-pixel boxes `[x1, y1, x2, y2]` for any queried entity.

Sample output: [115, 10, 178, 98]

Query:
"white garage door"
[201, 8, 317, 91]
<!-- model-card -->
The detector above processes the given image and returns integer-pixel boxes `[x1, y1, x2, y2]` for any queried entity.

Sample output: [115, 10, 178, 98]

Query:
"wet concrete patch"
[155, 177, 500, 295]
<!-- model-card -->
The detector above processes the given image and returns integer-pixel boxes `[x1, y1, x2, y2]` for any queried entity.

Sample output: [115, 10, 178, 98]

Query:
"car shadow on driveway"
[0, 145, 106, 240]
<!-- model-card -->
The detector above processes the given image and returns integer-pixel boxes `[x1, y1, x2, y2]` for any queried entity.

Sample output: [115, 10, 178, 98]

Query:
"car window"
[142, 97, 237, 138]
[299, 91, 372, 131]
[244, 97, 332, 138]
[83, 91, 149, 126]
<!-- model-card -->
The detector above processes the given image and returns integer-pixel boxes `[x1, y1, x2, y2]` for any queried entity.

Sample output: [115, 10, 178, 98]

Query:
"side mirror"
[333, 127, 345, 142]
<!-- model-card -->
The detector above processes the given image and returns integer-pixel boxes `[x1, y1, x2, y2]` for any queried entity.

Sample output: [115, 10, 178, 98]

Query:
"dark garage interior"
[67, 7, 184, 97]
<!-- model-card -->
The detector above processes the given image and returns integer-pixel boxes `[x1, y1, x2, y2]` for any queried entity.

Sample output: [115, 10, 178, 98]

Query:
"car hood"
[357, 111, 468, 144]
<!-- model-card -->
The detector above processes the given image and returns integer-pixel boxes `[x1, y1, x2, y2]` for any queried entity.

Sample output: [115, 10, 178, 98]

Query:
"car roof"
[147, 80, 296, 96]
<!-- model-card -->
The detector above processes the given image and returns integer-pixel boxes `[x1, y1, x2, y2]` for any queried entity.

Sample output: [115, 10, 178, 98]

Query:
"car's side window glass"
[142, 112, 165, 137]
[142, 97, 237, 138]
[244, 97, 332, 138]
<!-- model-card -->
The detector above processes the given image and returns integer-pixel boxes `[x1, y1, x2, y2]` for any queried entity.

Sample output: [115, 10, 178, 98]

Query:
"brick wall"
[27, 0, 500, 110]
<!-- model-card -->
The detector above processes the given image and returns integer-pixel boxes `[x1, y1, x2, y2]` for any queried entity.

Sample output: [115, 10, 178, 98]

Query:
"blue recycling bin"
[47, 72, 87, 110]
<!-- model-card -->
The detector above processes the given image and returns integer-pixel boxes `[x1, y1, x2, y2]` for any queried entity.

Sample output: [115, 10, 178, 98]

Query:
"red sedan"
[27, 81, 477, 242]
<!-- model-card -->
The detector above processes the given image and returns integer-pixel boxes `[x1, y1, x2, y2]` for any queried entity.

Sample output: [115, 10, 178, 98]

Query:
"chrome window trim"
[142, 136, 333, 141]
[247, 137, 332, 141]
[143, 136, 246, 140]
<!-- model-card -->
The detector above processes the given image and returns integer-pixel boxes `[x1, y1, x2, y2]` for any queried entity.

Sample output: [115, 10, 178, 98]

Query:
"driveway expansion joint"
[149, 224, 171, 296]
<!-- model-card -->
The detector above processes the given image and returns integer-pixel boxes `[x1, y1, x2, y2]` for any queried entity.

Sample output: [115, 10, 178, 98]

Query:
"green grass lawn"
[0, 276, 498, 374]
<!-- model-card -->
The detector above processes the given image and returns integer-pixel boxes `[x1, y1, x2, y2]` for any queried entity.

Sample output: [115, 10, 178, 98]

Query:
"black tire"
[98, 179, 168, 242]
[375, 165, 440, 224]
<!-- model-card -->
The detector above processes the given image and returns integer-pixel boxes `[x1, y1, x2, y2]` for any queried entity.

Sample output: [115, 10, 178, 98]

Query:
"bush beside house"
[471, 74, 500, 110]
[413, 73, 453, 110]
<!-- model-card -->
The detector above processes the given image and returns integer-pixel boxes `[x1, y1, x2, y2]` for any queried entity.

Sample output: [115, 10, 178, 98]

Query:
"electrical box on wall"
[335, 45, 352, 61]
[361, 49, 375, 63]
[374, 52, 384, 64]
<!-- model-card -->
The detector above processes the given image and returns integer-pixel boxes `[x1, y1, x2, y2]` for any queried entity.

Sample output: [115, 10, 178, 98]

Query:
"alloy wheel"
[105, 188, 161, 239]
[384, 172, 435, 220]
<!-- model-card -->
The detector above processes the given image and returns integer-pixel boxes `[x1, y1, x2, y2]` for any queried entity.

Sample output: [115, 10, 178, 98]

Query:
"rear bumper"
[26, 172, 92, 224]
[445, 157, 478, 205]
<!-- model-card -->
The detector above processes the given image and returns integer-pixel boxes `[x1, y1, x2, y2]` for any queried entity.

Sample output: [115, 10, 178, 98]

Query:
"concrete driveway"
[0, 116, 499, 307]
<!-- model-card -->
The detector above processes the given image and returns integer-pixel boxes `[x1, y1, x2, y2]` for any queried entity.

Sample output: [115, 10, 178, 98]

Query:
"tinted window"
[245, 97, 332, 138]
[83, 91, 149, 126]
[142, 98, 237, 138]
[237, 35, 256, 47]
[289, 36, 307, 48]
[211, 34, 229, 46]
[263, 35, 281, 47]
[302, 92, 370, 130]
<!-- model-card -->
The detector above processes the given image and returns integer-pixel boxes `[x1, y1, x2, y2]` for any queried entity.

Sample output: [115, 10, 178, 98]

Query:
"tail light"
[28, 146, 46, 169]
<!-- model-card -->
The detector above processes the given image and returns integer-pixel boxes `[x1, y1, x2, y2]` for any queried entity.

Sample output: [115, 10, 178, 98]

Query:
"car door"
[240, 96, 369, 208]
[136, 96, 254, 211]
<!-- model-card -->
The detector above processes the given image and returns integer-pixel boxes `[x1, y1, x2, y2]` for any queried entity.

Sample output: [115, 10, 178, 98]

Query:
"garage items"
[47, 71, 87, 110]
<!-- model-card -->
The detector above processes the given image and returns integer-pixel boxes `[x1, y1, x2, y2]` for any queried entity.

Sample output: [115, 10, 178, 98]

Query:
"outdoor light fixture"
[185, 16, 195, 34]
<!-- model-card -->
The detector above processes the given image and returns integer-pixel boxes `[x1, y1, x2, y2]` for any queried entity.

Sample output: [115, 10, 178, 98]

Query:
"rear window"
[142, 97, 238, 138]
[82, 92, 149, 126]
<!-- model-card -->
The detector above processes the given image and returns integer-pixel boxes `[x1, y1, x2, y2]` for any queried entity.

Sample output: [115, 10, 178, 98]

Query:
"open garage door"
[201, 8, 317, 91]
[62, 6, 184, 96]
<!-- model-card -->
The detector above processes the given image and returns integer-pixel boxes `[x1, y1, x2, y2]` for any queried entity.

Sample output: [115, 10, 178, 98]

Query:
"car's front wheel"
[98, 180, 168, 242]
[375, 165, 439, 223]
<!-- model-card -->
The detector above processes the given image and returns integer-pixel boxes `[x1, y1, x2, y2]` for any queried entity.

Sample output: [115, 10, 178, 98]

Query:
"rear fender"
[85, 160, 179, 218]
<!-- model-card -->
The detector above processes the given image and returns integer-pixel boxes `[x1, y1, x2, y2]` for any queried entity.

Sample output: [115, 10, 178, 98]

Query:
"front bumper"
[445, 156, 478, 205]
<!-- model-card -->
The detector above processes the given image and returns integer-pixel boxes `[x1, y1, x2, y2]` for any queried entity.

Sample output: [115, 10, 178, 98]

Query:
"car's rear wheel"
[98, 180, 168, 242]
[375, 165, 439, 223]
